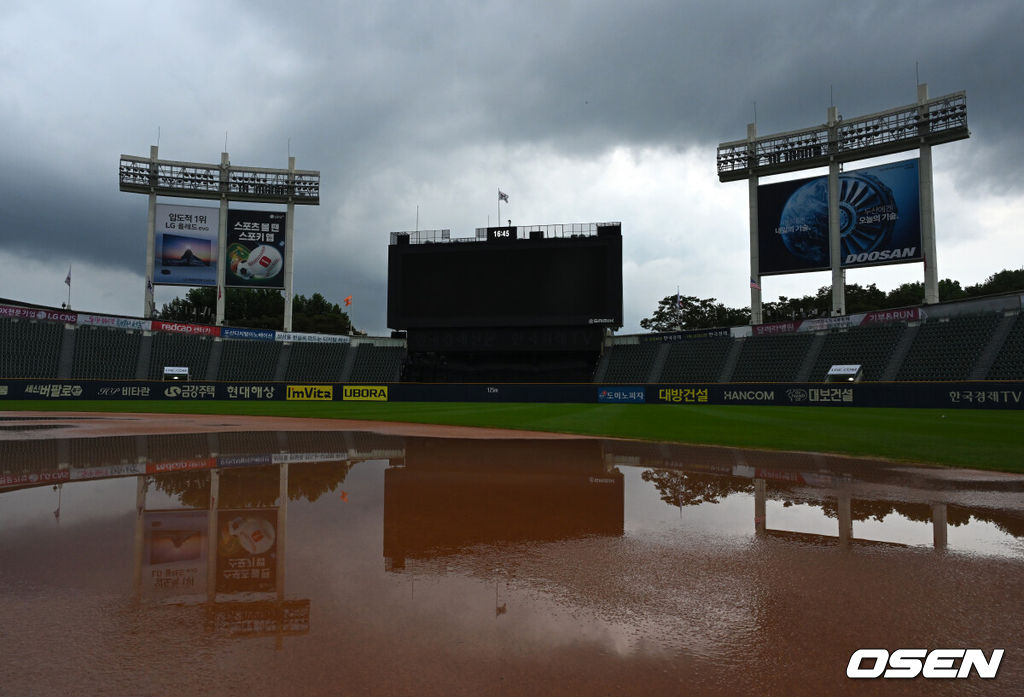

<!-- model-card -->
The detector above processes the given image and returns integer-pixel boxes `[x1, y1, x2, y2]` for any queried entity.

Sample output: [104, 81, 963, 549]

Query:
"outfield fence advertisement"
[155, 204, 218, 286]
[226, 210, 287, 289]
[758, 159, 922, 275]
[2, 379, 1021, 410]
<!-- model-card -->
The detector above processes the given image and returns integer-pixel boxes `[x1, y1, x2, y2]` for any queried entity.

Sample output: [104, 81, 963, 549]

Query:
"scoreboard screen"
[387, 227, 622, 329]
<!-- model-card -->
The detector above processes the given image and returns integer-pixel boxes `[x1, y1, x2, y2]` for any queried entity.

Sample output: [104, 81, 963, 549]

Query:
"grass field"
[4, 400, 1022, 473]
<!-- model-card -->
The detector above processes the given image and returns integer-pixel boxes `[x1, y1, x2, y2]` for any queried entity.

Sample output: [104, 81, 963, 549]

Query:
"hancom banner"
[155, 204, 218, 286]
[758, 159, 921, 275]
[226, 209, 287, 288]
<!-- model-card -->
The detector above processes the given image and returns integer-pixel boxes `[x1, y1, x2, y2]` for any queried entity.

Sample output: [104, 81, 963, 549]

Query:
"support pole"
[747, 123, 762, 325]
[918, 83, 939, 304]
[216, 152, 229, 326]
[283, 156, 296, 332]
[828, 106, 845, 316]
[144, 145, 158, 318]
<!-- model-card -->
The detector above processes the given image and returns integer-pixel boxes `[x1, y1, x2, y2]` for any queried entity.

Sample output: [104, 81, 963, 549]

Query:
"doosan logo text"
[845, 247, 916, 264]
[847, 648, 1003, 679]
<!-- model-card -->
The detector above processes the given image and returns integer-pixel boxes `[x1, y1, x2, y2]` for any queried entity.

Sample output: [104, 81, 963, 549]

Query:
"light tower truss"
[717, 91, 967, 182]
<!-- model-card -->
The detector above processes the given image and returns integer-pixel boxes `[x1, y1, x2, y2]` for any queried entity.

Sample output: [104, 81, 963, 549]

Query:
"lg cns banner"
[757, 159, 921, 275]
[226, 209, 287, 288]
[154, 204, 218, 286]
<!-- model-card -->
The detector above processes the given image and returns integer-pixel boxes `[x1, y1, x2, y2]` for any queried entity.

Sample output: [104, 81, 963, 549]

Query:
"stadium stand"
[147, 332, 214, 380]
[729, 332, 816, 383]
[808, 323, 907, 382]
[660, 336, 736, 383]
[70, 326, 142, 380]
[598, 342, 660, 383]
[895, 312, 1000, 381]
[349, 343, 405, 383]
[986, 313, 1024, 380]
[0, 318, 64, 378]
[216, 339, 283, 382]
[284, 341, 350, 382]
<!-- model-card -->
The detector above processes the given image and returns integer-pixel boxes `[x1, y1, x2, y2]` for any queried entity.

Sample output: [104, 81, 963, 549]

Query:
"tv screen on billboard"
[387, 230, 622, 329]
[154, 204, 218, 286]
[757, 159, 922, 275]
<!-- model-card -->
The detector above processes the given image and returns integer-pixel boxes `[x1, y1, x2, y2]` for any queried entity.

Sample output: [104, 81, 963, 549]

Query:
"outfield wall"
[2, 379, 1021, 410]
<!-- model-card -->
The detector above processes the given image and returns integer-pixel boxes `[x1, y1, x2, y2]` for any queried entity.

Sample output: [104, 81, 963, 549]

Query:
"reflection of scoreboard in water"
[383, 438, 623, 568]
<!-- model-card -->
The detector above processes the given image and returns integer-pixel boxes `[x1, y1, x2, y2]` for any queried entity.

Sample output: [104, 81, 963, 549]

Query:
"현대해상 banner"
[226, 209, 287, 288]
[757, 159, 922, 275]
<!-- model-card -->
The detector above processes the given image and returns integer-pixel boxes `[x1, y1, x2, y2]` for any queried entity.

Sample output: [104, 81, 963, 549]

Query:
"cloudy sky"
[2, 0, 1022, 335]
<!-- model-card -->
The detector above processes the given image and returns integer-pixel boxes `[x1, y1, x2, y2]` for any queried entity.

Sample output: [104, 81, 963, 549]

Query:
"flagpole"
[497, 188, 500, 225]
[65, 264, 72, 309]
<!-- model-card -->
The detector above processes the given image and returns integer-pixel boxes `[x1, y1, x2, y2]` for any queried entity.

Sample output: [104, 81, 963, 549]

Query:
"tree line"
[159, 288, 355, 335]
[640, 268, 1024, 332]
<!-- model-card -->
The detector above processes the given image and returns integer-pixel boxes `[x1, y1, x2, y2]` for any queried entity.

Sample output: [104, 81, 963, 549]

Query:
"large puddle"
[1, 425, 1022, 695]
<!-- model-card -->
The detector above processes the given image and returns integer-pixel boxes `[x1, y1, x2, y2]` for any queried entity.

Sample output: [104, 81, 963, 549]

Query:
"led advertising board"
[154, 204, 218, 286]
[226, 209, 287, 288]
[757, 159, 921, 275]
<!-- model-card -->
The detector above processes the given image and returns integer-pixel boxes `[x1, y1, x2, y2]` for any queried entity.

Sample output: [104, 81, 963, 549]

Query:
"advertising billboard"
[154, 204, 218, 286]
[226, 209, 287, 288]
[757, 159, 922, 275]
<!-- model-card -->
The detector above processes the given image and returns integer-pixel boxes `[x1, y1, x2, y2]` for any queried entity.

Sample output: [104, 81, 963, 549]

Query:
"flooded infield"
[1, 413, 1022, 696]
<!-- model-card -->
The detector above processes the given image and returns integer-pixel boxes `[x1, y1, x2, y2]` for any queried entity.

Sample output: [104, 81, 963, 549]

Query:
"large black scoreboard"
[387, 223, 622, 330]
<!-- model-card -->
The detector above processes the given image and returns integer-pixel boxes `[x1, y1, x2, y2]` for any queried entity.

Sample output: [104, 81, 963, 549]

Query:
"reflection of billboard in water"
[216, 508, 278, 593]
[757, 159, 921, 275]
[142, 510, 209, 598]
[155, 204, 218, 286]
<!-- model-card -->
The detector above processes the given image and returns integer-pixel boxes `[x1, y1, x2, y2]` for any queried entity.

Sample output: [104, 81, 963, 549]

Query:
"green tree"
[159, 288, 353, 334]
[640, 294, 749, 332]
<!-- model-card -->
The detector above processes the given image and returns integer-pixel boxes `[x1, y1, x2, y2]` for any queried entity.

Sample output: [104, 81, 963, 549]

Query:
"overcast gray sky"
[2, 0, 1022, 334]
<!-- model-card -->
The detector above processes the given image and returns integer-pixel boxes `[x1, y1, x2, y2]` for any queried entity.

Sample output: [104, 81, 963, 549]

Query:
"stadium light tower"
[119, 147, 320, 330]
[717, 84, 968, 324]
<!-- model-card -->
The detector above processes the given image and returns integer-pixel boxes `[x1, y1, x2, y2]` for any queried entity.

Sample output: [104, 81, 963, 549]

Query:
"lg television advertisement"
[154, 204, 218, 286]
[757, 159, 922, 275]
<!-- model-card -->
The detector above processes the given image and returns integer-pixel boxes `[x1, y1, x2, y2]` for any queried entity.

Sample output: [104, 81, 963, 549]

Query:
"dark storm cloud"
[2, 0, 1022, 327]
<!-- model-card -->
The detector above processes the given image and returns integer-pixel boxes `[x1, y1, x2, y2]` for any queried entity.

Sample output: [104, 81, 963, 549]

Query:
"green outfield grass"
[3, 400, 1022, 473]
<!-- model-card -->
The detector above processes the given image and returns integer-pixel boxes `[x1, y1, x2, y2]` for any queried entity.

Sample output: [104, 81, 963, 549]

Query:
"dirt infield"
[0, 410, 589, 441]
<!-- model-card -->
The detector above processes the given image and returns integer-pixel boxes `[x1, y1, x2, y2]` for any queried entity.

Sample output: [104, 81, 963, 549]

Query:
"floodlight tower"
[119, 148, 320, 330]
[717, 85, 968, 324]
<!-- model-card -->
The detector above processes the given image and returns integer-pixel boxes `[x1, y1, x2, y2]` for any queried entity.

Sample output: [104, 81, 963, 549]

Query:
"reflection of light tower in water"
[53, 483, 62, 522]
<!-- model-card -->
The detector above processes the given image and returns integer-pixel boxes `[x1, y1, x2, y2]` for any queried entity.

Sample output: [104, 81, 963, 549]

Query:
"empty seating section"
[810, 323, 906, 382]
[731, 333, 814, 382]
[986, 313, 1024, 380]
[71, 327, 141, 379]
[0, 318, 63, 378]
[602, 343, 659, 383]
[5, 308, 1024, 386]
[148, 332, 213, 380]
[285, 342, 350, 382]
[217, 339, 282, 381]
[661, 337, 734, 382]
[896, 313, 1000, 381]
[349, 344, 404, 382]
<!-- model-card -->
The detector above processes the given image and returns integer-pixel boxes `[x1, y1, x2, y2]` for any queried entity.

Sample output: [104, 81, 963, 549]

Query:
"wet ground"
[1, 412, 1022, 696]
